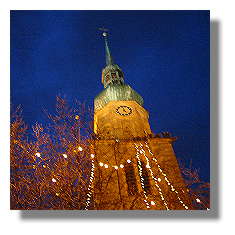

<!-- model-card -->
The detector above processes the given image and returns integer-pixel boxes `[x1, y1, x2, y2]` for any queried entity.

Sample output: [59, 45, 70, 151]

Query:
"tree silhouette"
[10, 97, 210, 210]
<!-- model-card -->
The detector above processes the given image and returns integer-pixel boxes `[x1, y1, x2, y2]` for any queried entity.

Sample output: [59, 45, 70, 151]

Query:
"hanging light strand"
[134, 146, 150, 209]
[144, 142, 189, 210]
[97, 159, 132, 170]
[84, 158, 95, 210]
[136, 144, 169, 210]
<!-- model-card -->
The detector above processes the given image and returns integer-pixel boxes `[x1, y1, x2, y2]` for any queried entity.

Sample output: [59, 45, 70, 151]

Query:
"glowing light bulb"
[196, 198, 201, 203]
[43, 165, 46, 168]
[99, 162, 104, 167]
[127, 159, 131, 163]
[63, 154, 68, 158]
[150, 201, 155, 206]
[114, 166, 118, 170]
[104, 164, 108, 168]
[185, 206, 189, 209]
[35, 152, 41, 157]
[75, 115, 80, 120]
[52, 178, 56, 182]
[78, 146, 83, 151]
[90, 154, 95, 158]
[120, 164, 124, 168]
[157, 178, 161, 182]
[56, 193, 60, 196]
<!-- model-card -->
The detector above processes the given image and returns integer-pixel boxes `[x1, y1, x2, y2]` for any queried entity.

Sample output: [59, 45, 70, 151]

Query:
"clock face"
[116, 106, 132, 116]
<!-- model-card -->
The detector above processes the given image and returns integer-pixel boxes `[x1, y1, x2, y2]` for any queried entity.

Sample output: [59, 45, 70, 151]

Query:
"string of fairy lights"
[34, 148, 96, 209]
[135, 148, 151, 209]
[91, 142, 190, 210]
[33, 141, 208, 210]
[40, 149, 182, 210]
[134, 143, 169, 210]
[84, 154, 95, 210]
[90, 143, 188, 210]
[143, 142, 189, 209]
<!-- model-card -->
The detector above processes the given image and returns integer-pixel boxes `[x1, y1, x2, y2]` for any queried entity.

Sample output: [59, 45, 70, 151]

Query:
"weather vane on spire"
[99, 27, 109, 37]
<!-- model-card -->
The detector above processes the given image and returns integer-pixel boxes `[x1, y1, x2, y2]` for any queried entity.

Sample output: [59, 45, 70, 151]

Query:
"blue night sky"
[10, 10, 210, 182]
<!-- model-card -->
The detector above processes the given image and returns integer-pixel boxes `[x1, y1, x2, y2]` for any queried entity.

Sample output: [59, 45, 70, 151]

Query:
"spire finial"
[99, 27, 114, 65]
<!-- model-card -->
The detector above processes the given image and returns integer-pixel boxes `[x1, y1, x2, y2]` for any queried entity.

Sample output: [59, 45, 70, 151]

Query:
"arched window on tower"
[124, 162, 138, 196]
[118, 70, 123, 78]
[105, 74, 110, 83]
[111, 72, 117, 79]
[140, 161, 151, 194]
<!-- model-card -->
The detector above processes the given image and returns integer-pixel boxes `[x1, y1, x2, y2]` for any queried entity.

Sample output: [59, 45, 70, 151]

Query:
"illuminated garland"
[34, 142, 206, 210]
[194, 197, 209, 210]
[134, 146, 150, 209]
[136, 144, 169, 210]
[35, 150, 98, 209]
[36, 146, 204, 210]
[98, 160, 131, 170]
[84, 154, 95, 210]
[144, 142, 189, 210]
[42, 144, 198, 210]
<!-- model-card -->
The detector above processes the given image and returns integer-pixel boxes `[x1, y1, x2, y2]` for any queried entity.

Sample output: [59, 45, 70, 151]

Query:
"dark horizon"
[10, 10, 210, 182]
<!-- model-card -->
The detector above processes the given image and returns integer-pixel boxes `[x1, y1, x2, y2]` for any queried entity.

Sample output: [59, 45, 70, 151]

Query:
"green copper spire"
[103, 32, 114, 66]
[94, 29, 144, 111]
[100, 30, 124, 88]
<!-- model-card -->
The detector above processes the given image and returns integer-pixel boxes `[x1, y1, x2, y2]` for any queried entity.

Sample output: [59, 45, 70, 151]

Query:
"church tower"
[85, 31, 193, 210]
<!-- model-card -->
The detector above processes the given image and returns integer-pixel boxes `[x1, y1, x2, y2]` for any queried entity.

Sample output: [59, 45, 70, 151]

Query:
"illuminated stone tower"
[86, 31, 193, 210]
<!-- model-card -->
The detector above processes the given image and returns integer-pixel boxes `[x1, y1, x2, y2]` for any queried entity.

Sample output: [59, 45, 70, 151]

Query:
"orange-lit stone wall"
[92, 138, 193, 210]
[92, 100, 192, 210]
